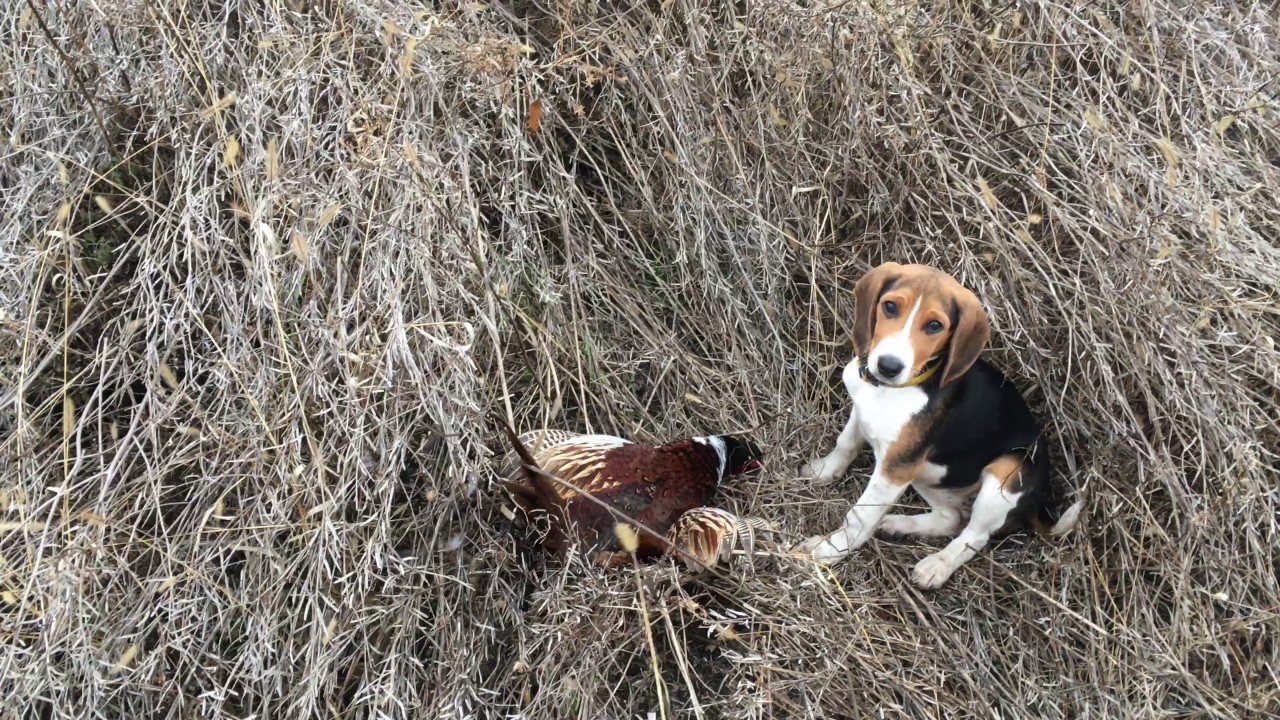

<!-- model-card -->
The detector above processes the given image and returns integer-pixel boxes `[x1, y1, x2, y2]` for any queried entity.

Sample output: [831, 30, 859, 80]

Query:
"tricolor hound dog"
[795, 262, 1082, 589]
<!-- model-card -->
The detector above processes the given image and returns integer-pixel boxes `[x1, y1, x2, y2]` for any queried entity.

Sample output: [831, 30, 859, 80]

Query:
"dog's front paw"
[877, 514, 912, 536]
[791, 533, 849, 565]
[800, 457, 839, 482]
[911, 552, 957, 590]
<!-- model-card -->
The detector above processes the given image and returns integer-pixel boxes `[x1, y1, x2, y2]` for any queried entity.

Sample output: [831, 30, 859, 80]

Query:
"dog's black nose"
[876, 356, 905, 378]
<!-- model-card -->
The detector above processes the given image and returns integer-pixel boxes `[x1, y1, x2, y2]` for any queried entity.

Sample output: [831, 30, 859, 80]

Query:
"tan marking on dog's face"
[872, 283, 955, 379]
[985, 455, 1026, 492]
[853, 263, 992, 385]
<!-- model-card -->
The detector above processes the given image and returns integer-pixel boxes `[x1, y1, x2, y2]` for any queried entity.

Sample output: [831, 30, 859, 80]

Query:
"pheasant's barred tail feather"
[665, 507, 776, 573]
[734, 516, 772, 566]
[492, 417, 568, 522]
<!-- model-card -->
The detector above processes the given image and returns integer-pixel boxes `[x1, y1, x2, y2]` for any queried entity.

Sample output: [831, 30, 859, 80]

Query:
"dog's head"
[852, 262, 991, 387]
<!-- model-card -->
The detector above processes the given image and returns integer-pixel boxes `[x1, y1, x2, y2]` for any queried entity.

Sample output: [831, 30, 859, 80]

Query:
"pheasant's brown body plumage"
[496, 427, 766, 569]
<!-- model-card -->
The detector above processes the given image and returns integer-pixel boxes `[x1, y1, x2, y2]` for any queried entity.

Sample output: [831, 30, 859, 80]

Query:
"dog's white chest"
[841, 360, 929, 456]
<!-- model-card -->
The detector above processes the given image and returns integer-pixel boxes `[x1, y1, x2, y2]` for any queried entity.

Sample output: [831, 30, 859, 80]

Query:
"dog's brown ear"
[852, 262, 902, 357]
[941, 289, 991, 386]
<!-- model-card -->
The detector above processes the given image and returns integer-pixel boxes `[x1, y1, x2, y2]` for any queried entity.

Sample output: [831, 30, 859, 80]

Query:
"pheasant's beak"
[743, 459, 764, 473]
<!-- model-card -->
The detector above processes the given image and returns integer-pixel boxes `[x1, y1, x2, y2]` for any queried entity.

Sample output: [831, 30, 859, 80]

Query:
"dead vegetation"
[2, 0, 1278, 718]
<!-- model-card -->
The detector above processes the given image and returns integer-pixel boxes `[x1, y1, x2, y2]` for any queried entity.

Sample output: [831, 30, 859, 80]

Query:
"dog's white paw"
[800, 458, 839, 482]
[792, 533, 849, 565]
[877, 514, 912, 536]
[911, 552, 957, 590]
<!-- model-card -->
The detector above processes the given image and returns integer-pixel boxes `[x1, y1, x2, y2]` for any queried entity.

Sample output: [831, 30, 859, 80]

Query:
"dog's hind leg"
[910, 455, 1025, 589]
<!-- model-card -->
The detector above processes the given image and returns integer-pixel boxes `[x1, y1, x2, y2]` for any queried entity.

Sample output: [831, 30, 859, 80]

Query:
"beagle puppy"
[795, 262, 1082, 589]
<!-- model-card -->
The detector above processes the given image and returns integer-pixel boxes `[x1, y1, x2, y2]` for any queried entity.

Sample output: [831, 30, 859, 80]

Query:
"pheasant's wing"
[497, 429, 635, 478]
[496, 429, 588, 477]
[522, 428, 579, 447]
[664, 507, 762, 573]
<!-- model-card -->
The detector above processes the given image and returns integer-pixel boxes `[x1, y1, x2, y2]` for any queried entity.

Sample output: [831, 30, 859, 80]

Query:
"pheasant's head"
[716, 435, 764, 478]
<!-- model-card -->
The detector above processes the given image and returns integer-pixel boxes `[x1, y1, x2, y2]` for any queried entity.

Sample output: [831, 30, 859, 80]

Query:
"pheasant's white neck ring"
[694, 436, 728, 479]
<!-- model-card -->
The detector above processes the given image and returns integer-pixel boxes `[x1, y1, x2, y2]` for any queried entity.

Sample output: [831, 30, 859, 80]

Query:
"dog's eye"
[924, 320, 944, 334]
[882, 301, 898, 317]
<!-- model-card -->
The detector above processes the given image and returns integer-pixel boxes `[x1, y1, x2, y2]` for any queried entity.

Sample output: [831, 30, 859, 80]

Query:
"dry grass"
[3, 0, 1279, 717]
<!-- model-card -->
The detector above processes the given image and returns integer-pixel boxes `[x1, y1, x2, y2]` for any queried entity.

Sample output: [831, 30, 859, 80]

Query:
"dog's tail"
[1030, 495, 1084, 538]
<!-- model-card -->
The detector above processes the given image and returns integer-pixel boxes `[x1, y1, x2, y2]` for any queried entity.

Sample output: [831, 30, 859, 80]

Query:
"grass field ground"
[3, 1, 1278, 718]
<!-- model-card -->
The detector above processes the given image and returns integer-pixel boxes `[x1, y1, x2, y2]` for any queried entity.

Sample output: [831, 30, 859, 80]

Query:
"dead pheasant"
[494, 422, 770, 571]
